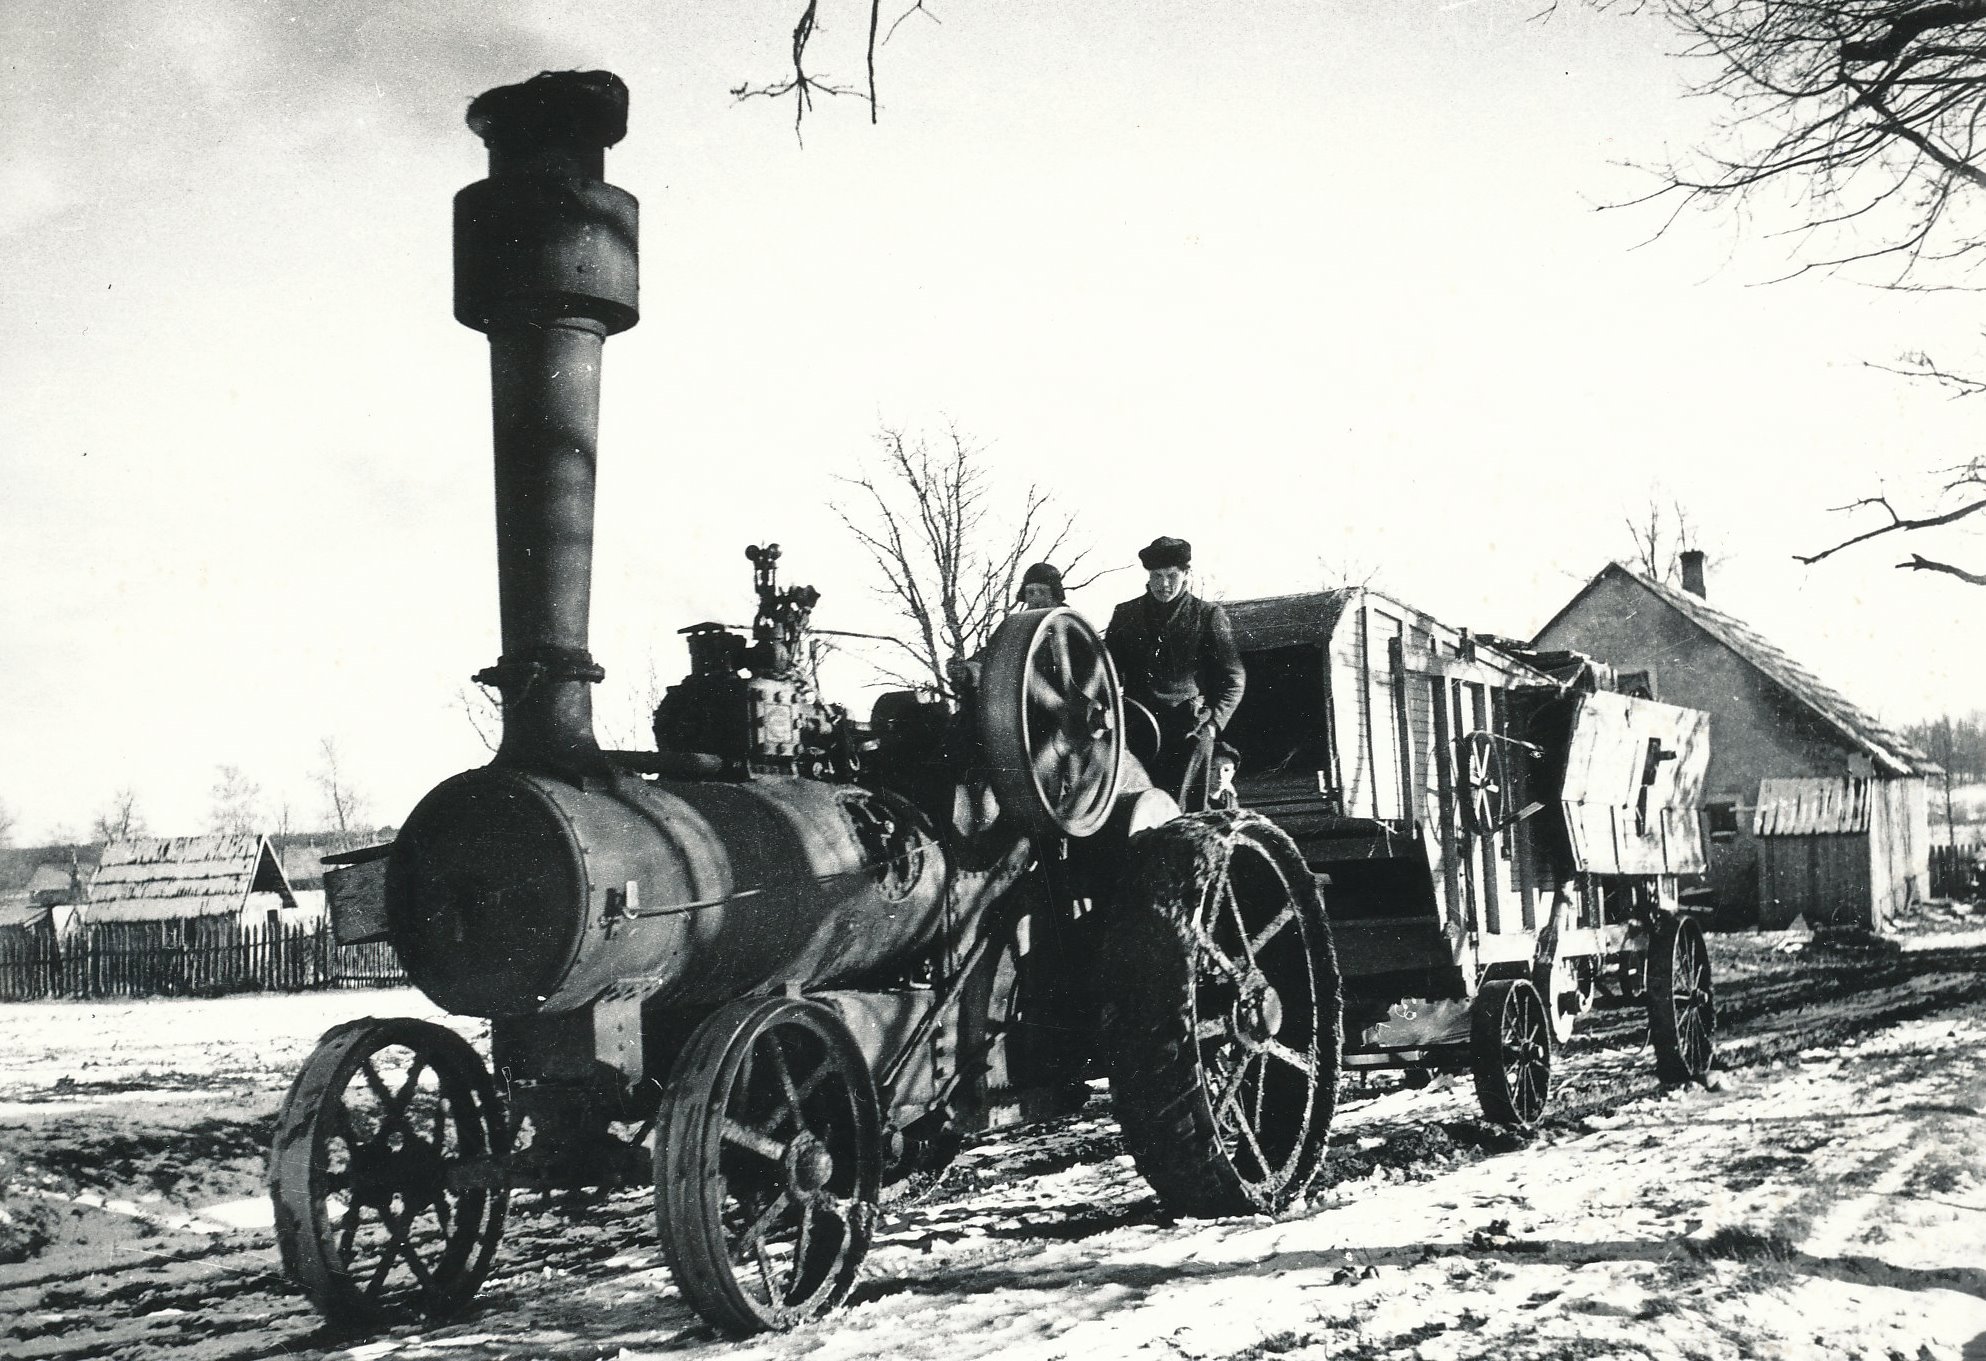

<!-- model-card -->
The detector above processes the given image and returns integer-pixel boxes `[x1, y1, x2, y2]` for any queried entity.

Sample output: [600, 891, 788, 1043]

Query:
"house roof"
[1535, 563, 1940, 779]
[88, 834, 297, 922]
[26, 864, 73, 894]
[1754, 777, 1874, 836]
[0, 900, 51, 929]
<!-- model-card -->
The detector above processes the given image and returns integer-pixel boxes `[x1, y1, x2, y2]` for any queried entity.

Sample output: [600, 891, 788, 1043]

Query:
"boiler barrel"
[386, 769, 947, 1017]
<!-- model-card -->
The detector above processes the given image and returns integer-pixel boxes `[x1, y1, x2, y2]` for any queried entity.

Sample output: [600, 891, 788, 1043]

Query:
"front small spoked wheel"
[655, 997, 881, 1336]
[269, 1017, 510, 1327]
[1649, 914, 1716, 1084]
[1471, 978, 1552, 1128]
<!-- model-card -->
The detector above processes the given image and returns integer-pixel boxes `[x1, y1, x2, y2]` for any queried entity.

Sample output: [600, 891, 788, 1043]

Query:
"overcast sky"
[4, 0, 1983, 844]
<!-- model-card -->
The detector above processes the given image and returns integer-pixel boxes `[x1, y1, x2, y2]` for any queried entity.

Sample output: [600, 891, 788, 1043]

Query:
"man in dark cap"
[1017, 562, 1065, 609]
[1106, 536, 1245, 808]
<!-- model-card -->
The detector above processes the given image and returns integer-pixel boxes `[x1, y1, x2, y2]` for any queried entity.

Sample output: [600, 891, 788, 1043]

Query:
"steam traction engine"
[268, 71, 1341, 1337]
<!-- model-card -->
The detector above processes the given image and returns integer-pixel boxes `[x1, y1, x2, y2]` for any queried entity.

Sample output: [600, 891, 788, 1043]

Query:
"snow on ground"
[6, 935, 1986, 1360]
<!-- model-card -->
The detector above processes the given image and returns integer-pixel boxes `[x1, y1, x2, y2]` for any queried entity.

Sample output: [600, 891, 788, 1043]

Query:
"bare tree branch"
[1899, 551, 1986, 581]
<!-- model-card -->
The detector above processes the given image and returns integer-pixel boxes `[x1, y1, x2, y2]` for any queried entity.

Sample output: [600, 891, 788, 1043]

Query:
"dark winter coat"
[1105, 590, 1246, 734]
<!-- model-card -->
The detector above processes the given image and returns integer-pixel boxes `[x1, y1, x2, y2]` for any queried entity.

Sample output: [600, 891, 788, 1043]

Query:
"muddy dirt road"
[5, 932, 1986, 1361]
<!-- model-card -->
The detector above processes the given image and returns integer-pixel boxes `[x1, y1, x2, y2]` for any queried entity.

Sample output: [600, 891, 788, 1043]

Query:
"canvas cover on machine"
[1557, 691, 1710, 876]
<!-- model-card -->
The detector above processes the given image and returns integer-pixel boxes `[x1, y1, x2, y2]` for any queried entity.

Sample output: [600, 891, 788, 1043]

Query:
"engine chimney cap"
[466, 70, 629, 152]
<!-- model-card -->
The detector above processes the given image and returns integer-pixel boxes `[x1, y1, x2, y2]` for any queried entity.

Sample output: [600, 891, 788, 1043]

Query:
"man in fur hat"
[1105, 536, 1245, 808]
[1016, 561, 1065, 609]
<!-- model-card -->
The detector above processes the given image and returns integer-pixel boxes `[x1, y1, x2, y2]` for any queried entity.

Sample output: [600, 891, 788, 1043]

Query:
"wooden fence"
[1931, 844, 1981, 900]
[0, 917, 406, 1002]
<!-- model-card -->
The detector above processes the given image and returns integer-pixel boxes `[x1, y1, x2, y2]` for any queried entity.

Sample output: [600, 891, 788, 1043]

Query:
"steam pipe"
[453, 71, 639, 774]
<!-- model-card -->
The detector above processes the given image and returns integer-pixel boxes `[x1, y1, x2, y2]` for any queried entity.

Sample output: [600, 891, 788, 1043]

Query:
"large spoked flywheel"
[1649, 914, 1716, 1085]
[269, 1017, 510, 1327]
[977, 606, 1125, 837]
[655, 997, 882, 1336]
[1099, 811, 1342, 1216]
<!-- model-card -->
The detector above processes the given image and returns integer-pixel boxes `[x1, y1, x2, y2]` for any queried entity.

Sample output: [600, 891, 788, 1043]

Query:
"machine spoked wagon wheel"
[270, 1017, 510, 1327]
[655, 997, 882, 1337]
[1460, 730, 1506, 837]
[1471, 978, 1552, 1128]
[978, 606, 1125, 837]
[1101, 811, 1342, 1217]
[1648, 915, 1716, 1085]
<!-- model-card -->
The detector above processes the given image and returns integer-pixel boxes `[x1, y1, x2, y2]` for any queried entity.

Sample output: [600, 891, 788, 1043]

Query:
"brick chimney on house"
[1680, 549, 1707, 598]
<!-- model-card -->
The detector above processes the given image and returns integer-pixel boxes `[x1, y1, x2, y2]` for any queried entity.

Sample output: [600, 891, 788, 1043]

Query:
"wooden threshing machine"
[1220, 589, 1718, 1125]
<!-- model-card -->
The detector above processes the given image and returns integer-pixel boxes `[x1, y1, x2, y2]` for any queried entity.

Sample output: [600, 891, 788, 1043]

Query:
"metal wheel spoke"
[1219, 878, 1254, 965]
[383, 1058, 429, 1131]
[1247, 903, 1298, 956]
[763, 1034, 806, 1132]
[1194, 1015, 1234, 1043]
[1028, 669, 1063, 710]
[722, 1117, 788, 1163]
[795, 1203, 813, 1273]
[738, 1189, 797, 1254]
[333, 1100, 363, 1149]
[386, 1208, 440, 1294]
[359, 1057, 396, 1111]
[1191, 923, 1247, 984]
[1050, 622, 1076, 695]
[1230, 1095, 1272, 1172]
[752, 1237, 782, 1303]
[1260, 1039, 1315, 1076]
[1214, 1050, 1261, 1123]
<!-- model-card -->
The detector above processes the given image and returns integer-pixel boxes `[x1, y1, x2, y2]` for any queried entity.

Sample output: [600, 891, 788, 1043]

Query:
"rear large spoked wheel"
[655, 997, 881, 1336]
[1471, 978, 1552, 1128]
[1101, 811, 1342, 1217]
[1649, 914, 1716, 1084]
[270, 1017, 510, 1327]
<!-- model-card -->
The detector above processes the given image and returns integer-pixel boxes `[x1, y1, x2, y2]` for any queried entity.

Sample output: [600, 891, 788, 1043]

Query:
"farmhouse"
[89, 834, 300, 926]
[1533, 553, 1937, 931]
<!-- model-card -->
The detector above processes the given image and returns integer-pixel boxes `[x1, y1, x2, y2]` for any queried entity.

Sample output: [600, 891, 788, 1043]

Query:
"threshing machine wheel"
[654, 996, 881, 1336]
[1100, 811, 1342, 1216]
[1648, 914, 1716, 1085]
[269, 1017, 510, 1327]
[1459, 730, 1506, 837]
[977, 606, 1125, 838]
[1470, 978, 1552, 1128]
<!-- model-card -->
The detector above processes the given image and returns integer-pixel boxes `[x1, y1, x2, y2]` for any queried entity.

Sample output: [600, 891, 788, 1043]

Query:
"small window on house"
[1705, 801, 1740, 841]
[1617, 669, 1658, 701]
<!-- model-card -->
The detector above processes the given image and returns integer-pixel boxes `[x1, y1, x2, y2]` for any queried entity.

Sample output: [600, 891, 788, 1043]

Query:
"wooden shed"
[1754, 777, 1926, 931]
[89, 834, 299, 925]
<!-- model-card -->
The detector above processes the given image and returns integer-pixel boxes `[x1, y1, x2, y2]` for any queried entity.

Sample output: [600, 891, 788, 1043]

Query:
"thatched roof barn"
[89, 834, 298, 923]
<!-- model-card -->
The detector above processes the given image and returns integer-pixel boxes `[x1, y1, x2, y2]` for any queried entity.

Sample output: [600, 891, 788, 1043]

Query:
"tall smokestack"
[453, 71, 639, 773]
[1680, 549, 1707, 599]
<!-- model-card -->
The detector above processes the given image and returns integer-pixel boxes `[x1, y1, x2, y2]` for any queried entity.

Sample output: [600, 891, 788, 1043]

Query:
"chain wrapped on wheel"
[1098, 810, 1342, 1216]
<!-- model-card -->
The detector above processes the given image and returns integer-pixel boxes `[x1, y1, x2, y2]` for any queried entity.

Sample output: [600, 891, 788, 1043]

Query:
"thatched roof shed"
[89, 834, 297, 923]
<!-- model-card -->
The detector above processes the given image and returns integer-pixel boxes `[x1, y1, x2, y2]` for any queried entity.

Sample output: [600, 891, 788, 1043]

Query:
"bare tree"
[1609, 1, 1986, 280]
[1590, 4, 1986, 581]
[834, 421, 1092, 695]
[1622, 497, 1708, 584]
[209, 764, 263, 836]
[314, 738, 371, 842]
[91, 788, 146, 845]
[0, 798, 15, 848]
